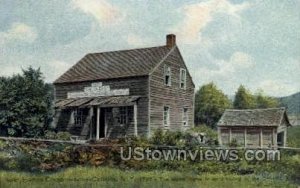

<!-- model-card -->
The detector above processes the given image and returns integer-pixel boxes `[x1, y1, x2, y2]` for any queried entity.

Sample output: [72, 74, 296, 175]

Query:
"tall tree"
[255, 91, 279, 108]
[195, 82, 231, 127]
[0, 67, 53, 137]
[233, 85, 256, 109]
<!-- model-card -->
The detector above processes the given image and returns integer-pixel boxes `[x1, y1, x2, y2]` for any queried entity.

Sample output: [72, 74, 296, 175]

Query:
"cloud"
[0, 66, 22, 77]
[256, 79, 299, 97]
[44, 60, 72, 82]
[195, 51, 254, 79]
[230, 51, 254, 68]
[0, 23, 37, 44]
[126, 34, 154, 47]
[173, 0, 250, 43]
[71, 0, 124, 25]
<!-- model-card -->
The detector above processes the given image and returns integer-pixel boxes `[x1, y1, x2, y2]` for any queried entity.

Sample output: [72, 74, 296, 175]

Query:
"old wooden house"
[217, 108, 291, 148]
[53, 34, 195, 140]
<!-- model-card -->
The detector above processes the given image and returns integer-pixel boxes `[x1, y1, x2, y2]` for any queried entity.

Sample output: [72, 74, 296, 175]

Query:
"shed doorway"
[277, 132, 284, 147]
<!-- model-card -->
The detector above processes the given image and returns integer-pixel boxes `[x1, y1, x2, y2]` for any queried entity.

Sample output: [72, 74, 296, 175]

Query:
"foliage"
[0, 167, 297, 187]
[150, 129, 186, 146]
[189, 124, 218, 141]
[194, 82, 231, 127]
[43, 131, 72, 141]
[233, 85, 256, 109]
[0, 67, 53, 137]
[287, 126, 300, 148]
[56, 132, 72, 141]
[255, 91, 279, 108]
[234, 86, 280, 109]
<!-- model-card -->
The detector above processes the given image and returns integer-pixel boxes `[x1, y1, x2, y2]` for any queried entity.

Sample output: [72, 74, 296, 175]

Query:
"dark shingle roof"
[54, 46, 172, 84]
[217, 108, 291, 127]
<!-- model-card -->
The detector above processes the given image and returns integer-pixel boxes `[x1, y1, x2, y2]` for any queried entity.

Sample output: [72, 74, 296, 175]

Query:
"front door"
[100, 108, 105, 138]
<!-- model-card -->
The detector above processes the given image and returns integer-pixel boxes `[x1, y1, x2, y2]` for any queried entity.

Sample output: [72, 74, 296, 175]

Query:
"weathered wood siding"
[219, 126, 277, 147]
[54, 76, 149, 137]
[149, 47, 195, 134]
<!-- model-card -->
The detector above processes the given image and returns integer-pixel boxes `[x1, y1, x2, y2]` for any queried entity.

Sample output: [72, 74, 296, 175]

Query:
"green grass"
[0, 167, 297, 188]
[287, 126, 300, 147]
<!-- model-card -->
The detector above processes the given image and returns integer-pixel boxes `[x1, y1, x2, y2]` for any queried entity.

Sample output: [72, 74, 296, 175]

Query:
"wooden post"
[89, 107, 94, 140]
[283, 129, 287, 147]
[273, 128, 277, 147]
[104, 109, 108, 138]
[96, 107, 100, 140]
[260, 128, 263, 148]
[218, 127, 222, 146]
[244, 128, 247, 148]
[134, 104, 138, 136]
[229, 127, 232, 143]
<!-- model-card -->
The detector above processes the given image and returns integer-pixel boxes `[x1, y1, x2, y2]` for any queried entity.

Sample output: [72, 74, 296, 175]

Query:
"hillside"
[279, 92, 300, 115]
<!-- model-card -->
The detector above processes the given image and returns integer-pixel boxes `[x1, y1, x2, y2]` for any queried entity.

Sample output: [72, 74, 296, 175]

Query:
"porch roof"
[55, 95, 140, 108]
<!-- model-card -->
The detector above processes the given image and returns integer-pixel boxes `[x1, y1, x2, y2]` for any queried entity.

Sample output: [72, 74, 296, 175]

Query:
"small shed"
[217, 108, 291, 148]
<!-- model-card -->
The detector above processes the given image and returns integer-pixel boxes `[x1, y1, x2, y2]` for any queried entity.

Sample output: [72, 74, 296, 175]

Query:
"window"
[182, 108, 188, 126]
[119, 107, 127, 125]
[180, 68, 186, 89]
[164, 65, 171, 86]
[74, 108, 84, 126]
[163, 106, 170, 127]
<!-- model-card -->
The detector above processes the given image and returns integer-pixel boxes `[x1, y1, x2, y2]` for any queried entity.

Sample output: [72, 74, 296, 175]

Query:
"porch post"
[283, 129, 287, 147]
[229, 127, 232, 143]
[217, 127, 222, 146]
[273, 128, 277, 147]
[244, 128, 247, 148]
[260, 128, 263, 148]
[89, 107, 94, 140]
[134, 104, 138, 136]
[96, 106, 100, 140]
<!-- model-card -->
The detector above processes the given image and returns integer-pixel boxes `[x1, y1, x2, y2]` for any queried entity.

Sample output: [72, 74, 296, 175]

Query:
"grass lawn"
[287, 126, 300, 147]
[0, 167, 297, 188]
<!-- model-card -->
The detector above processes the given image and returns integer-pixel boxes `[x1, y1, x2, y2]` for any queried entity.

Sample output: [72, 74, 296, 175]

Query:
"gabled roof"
[54, 45, 173, 84]
[217, 108, 291, 127]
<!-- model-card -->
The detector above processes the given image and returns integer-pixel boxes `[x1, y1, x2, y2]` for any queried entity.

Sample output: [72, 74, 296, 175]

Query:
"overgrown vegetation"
[0, 67, 53, 137]
[0, 126, 300, 186]
[194, 82, 231, 127]
[287, 126, 300, 148]
[0, 167, 297, 187]
[194, 83, 280, 128]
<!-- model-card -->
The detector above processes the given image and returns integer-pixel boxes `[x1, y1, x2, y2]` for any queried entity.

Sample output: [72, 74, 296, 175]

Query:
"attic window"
[180, 68, 186, 89]
[164, 65, 171, 86]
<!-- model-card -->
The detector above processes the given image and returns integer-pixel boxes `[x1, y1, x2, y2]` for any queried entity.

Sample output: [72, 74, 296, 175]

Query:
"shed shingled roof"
[54, 45, 172, 84]
[217, 108, 291, 127]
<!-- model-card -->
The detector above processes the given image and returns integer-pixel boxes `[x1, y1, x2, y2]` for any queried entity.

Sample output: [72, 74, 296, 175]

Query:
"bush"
[44, 131, 57, 140]
[43, 131, 72, 141]
[56, 132, 72, 141]
[149, 129, 186, 146]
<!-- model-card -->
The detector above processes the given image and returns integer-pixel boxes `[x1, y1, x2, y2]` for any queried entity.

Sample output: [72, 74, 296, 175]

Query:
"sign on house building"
[67, 82, 130, 99]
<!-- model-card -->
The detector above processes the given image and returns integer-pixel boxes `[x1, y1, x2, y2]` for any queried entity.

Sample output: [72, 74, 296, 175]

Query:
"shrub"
[43, 131, 72, 141]
[44, 131, 57, 140]
[56, 132, 72, 141]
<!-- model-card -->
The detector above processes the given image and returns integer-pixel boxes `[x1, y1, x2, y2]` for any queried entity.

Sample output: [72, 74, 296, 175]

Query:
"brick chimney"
[166, 34, 176, 47]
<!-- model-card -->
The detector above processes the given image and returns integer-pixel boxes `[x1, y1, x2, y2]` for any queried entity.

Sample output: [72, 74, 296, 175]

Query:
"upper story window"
[164, 65, 171, 86]
[163, 106, 170, 127]
[74, 108, 84, 126]
[182, 108, 188, 126]
[180, 68, 186, 89]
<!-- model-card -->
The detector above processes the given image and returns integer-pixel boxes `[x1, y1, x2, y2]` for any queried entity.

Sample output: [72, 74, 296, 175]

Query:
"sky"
[0, 0, 299, 97]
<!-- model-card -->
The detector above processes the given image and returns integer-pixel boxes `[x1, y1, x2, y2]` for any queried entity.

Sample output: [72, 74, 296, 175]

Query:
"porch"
[54, 96, 140, 140]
